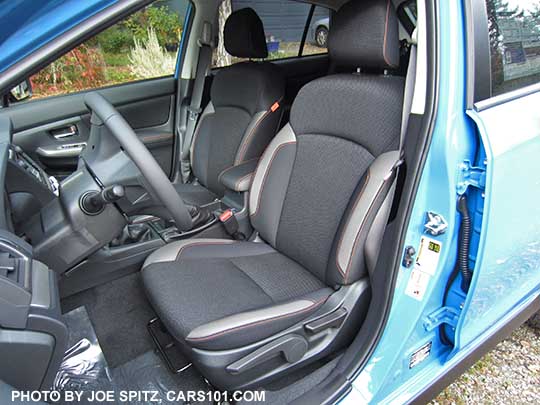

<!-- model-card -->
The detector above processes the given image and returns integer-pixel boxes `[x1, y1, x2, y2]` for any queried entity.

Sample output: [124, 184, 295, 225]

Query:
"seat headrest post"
[224, 8, 268, 59]
[329, 0, 400, 70]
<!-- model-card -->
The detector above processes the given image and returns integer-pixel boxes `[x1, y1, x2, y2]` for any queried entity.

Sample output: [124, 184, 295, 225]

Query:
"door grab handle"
[36, 142, 86, 158]
[52, 125, 78, 139]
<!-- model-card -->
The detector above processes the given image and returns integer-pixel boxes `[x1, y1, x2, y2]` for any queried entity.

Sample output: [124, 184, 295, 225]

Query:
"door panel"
[456, 89, 540, 349]
[0, 76, 177, 178]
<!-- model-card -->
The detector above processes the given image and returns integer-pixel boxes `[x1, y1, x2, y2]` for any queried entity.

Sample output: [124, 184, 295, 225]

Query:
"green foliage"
[28, 4, 183, 99]
[95, 28, 132, 53]
[125, 5, 183, 47]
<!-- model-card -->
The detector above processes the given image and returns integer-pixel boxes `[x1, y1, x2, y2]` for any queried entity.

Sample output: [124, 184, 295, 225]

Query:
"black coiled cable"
[440, 195, 473, 345]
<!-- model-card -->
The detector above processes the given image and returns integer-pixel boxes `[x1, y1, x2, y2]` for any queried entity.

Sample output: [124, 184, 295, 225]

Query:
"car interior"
[0, 0, 429, 402]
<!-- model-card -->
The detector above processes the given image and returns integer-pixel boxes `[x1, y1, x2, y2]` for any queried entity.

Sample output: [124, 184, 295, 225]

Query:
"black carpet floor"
[61, 272, 156, 368]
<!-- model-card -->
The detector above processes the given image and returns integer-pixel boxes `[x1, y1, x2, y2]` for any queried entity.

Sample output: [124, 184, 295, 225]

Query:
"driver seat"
[143, 0, 403, 390]
[175, 8, 285, 206]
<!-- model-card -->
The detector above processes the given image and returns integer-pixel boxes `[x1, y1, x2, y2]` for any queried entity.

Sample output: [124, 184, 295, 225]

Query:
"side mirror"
[9, 79, 33, 102]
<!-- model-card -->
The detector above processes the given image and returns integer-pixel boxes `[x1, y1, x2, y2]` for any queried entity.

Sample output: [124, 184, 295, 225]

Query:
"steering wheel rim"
[83, 92, 193, 231]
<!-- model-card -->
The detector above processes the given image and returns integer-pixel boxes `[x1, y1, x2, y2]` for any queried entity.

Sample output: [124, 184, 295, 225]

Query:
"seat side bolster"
[185, 294, 329, 350]
[142, 239, 235, 269]
[249, 124, 297, 245]
[332, 150, 401, 284]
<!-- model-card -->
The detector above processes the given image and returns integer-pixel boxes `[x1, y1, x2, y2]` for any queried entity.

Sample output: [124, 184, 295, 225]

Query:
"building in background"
[499, 15, 540, 81]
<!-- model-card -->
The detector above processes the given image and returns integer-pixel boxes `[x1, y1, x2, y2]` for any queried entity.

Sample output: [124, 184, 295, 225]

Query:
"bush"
[31, 45, 107, 97]
[125, 5, 182, 47]
[129, 28, 176, 79]
[96, 27, 132, 53]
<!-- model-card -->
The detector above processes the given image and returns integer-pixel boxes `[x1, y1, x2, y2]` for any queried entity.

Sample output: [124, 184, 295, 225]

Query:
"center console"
[0, 231, 68, 391]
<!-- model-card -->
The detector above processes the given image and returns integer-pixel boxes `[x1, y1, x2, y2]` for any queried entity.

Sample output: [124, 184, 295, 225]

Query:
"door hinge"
[456, 160, 486, 195]
[423, 306, 461, 332]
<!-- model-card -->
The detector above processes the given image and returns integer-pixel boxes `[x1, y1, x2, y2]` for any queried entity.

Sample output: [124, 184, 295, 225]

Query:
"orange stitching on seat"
[251, 141, 296, 218]
[235, 98, 283, 165]
[235, 110, 271, 165]
[217, 157, 259, 184]
[235, 173, 254, 191]
[186, 297, 327, 342]
[337, 175, 389, 284]
[382, 0, 397, 68]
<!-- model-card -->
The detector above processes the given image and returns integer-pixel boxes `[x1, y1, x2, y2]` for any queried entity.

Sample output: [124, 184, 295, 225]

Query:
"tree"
[214, 0, 232, 68]
[485, 0, 520, 85]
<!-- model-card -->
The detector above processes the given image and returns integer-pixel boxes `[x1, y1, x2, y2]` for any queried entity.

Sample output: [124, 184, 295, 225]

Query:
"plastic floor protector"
[56, 306, 211, 405]
[54, 307, 114, 395]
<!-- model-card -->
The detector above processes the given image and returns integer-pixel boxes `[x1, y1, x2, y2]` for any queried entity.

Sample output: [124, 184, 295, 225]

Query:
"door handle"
[51, 125, 78, 139]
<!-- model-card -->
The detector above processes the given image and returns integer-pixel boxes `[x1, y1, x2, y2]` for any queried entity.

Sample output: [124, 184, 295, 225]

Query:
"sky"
[506, 0, 539, 12]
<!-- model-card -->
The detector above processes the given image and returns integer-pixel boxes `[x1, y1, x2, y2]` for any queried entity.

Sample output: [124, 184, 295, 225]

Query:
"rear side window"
[485, 0, 540, 96]
[213, 1, 330, 68]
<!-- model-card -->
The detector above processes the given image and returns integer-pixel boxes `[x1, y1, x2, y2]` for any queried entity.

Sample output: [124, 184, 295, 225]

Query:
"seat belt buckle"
[218, 209, 245, 240]
[187, 106, 202, 121]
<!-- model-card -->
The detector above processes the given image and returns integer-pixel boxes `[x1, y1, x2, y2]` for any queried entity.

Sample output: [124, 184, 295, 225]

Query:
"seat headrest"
[329, 0, 400, 70]
[224, 8, 268, 59]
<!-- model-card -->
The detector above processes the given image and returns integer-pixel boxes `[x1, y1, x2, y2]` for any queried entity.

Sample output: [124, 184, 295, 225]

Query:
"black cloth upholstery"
[143, 0, 404, 372]
[219, 159, 259, 192]
[290, 74, 404, 156]
[329, 0, 399, 69]
[224, 8, 268, 59]
[211, 62, 284, 116]
[179, 8, 285, 201]
[191, 62, 284, 196]
[275, 135, 374, 283]
[142, 242, 332, 350]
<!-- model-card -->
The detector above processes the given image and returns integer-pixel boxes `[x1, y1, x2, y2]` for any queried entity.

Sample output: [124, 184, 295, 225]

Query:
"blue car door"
[453, 0, 540, 350]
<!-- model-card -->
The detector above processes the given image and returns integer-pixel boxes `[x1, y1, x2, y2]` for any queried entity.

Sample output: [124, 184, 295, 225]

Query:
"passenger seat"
[174, 8, 285, 206]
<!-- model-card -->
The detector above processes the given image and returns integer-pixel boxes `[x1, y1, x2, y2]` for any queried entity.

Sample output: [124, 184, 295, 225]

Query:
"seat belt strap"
[400, 30, 418, 151]
[180, 22, 213, 183]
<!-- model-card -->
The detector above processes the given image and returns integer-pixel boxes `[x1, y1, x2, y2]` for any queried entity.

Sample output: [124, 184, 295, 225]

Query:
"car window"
[29, 0, 190, 100]
[303, 6, 331, 56]
[485, 0, 540, 96]
[213, 1, 330, 68]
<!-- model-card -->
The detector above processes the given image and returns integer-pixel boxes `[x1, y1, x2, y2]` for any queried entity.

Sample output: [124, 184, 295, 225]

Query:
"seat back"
[190, 8, 285, 196]
[249, 0, 404, 286]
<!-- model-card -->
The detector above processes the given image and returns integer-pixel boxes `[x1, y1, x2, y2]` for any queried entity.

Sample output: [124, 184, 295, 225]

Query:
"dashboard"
[9, 145, 59, 195]
[5, 143, 58, 230]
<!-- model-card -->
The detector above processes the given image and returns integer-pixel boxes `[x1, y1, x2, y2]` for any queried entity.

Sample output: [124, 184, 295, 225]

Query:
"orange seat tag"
[270, 102, 280, 112]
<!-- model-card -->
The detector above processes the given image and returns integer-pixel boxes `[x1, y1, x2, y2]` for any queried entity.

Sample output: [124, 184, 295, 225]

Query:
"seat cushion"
[173, 182, 217, 206]
[141, 240, 332, 350]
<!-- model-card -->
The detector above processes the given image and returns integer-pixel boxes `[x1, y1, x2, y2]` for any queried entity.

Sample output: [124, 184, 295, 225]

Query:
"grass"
[103, 52, 131, 66]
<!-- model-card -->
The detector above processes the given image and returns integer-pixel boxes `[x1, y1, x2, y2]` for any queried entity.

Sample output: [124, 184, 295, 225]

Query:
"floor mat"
[112, 351, 212, 405]
[58, 307, 211, 405]
[61, 272, 157, 367]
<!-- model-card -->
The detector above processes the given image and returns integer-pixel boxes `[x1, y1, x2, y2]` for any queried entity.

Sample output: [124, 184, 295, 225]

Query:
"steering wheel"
[83, 92, 193, 231]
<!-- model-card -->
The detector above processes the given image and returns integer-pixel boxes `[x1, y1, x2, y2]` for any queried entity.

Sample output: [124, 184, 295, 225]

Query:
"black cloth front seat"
[175, 8, 285, 206]
[143, 0, 404, 390]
